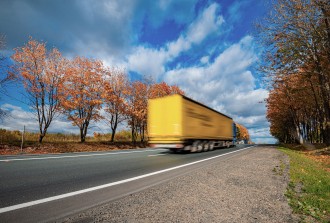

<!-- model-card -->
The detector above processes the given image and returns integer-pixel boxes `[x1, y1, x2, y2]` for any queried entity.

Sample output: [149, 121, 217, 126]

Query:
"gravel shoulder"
[60, 146, 298, 223]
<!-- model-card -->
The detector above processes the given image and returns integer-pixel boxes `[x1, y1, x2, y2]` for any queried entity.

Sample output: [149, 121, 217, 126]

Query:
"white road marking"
[0, 146, 255, 213]
[0, 149, 166, 162]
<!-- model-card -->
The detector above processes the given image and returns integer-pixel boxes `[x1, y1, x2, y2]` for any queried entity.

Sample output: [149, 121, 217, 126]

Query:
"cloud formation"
[126, 3, 225, 79]
[0, 0, 274, 143]
[0, 104, 114, 136]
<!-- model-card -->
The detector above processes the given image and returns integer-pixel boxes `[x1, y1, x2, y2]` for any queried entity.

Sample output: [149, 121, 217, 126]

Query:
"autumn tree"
[59, 57, 104, 143]
[236, 123, 250, 142]
[258, 0, 330, 144]
[125, 81, 148, 143]
[149, 81, 185, 99]
[267, 72, 322, 143]
[103, 68, 129, 142]
[12, 38, 66, 142]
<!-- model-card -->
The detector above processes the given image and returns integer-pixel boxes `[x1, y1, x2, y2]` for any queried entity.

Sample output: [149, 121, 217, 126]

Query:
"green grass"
[279, 147, 330, 222]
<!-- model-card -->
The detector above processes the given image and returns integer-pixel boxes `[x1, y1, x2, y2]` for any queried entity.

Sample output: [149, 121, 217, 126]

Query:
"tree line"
[10, 38, 184, 143]
[258, 0, 330, 145]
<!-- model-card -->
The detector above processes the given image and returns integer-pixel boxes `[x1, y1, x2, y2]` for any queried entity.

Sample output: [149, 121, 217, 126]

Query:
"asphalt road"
[0, 145, 253, 222]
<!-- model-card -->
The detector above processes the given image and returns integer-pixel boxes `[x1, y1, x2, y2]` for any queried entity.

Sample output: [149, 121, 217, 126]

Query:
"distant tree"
[103, 68, 129, 142]
[59, 57, 104, 143]
[149, 81, 172, 98]
[170, 85, 185, 95]
[12, 38, 66, 142]
[149, 81, 185, 99]
[236, 123, 250, 142]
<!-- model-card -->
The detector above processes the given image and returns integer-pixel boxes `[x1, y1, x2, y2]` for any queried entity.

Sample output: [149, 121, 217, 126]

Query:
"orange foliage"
[103, 68, 129, 141]
[149, 81, 185, 99]
[266, 72, 322, 143]
[11, 38, 186, 144]
[59, 56, 104, 142]
[259, 0, 330, 144]
[236, 123, 250, 141]
[12, 37, 67, 143]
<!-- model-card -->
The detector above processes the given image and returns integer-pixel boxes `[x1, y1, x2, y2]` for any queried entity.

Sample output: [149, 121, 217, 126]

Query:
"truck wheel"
[183, 145, 192, 152]
[203, 142, 209, 152]
[191, 142, 198, 153]
[169, 148, 177, 153]
[209, 141, 215, 150]
[192, 141, 202, 152]
[197, 141, 203, 152]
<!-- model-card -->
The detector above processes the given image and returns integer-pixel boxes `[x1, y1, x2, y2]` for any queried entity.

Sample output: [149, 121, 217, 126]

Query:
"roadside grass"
[0, 129, 147, 155]
[279, 147, 330, 222]
[0, 129, 134, 145]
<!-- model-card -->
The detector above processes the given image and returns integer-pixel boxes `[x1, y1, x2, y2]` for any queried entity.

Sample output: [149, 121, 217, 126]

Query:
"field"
[0, 129, 147, 155]
[279, 145, 330, 223]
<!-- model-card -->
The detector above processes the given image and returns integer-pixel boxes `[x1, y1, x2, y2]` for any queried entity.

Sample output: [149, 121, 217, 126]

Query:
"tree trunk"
[111, 131, 115, 142]
[110, 122, 117, 142]
[80, 128, 85, 143]
[324, 124, 330, 145]
[131, 118, 136, 145]
[38, 134, 44, 143]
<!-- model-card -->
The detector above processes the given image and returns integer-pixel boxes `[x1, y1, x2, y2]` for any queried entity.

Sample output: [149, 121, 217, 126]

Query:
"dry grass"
[0, 141, 148, 155]
[0, 129, 147, 155]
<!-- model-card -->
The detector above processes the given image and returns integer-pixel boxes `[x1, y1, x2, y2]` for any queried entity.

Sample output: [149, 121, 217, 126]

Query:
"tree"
[236, 123, 250, 142]
[103, 68, 129, 142]
[59, 56, 104, 142]
[149, 81, 185, 99]
[125, 81, 149, 143]
[12, 38, 66, 142]
[257, 0, 330, 144]
[266, 72, 322, 143]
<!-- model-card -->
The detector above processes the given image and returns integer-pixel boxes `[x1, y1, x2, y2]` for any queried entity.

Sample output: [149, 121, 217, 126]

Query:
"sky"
[0, 0, 276, 144]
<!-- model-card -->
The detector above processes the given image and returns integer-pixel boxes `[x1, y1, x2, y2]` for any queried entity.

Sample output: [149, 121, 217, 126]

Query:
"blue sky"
[0, 0, 276, 143]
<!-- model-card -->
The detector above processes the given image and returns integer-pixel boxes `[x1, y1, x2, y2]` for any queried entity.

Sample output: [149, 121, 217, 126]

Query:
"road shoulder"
[61, 146, 298, 223]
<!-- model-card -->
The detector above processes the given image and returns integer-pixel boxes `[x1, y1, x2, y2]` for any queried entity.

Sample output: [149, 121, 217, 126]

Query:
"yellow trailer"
[148, 94, 234, 152]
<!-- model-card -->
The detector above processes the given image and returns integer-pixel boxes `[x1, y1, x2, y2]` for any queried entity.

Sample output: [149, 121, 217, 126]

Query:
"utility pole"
[20, 125, 25, 153]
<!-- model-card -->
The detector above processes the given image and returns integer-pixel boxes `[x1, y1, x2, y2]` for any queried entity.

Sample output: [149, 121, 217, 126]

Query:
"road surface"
[0, 145, 253, 222]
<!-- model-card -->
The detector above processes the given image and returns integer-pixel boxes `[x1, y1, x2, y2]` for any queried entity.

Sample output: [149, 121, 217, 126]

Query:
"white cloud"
[0, 104, 37, 131]
[127, 46, 168, 77]
[164, 35, 274, 143]
[249, 127, 278, 144]
[0, 104, 115, 136]
[126, 3, 224, 79]
[165, 36, 257, 101]
[186, 3, 224, 44]
[200, 56, 209, 64]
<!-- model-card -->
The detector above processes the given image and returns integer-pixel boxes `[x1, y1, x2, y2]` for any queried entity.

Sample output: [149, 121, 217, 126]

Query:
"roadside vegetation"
[279, 146, 330, 222]
[258, 0, 330, 145]
[1, 36, 185, 144]
[0, 129, 147, 155]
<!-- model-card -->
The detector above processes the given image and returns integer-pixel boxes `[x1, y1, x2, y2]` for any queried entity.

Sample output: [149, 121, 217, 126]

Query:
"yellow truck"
[148, 94, 236, 152]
